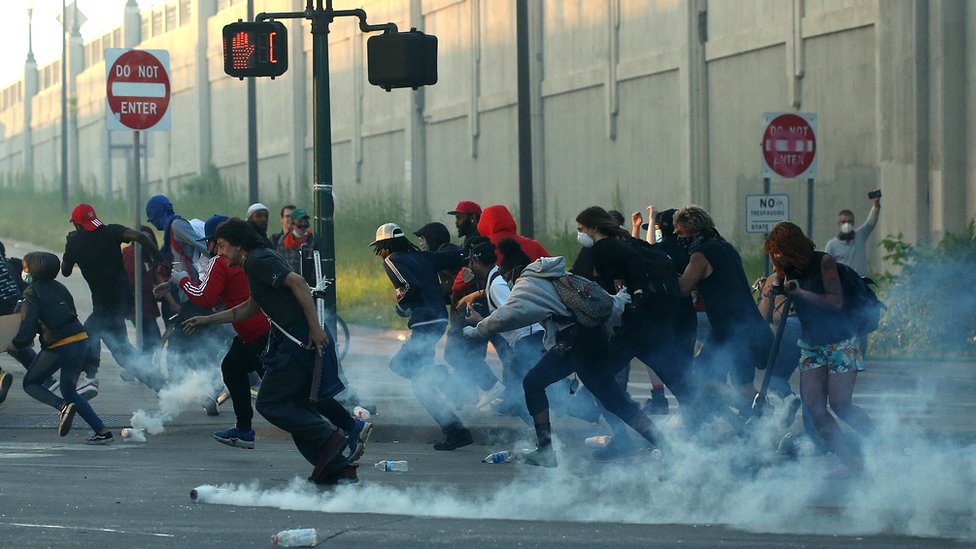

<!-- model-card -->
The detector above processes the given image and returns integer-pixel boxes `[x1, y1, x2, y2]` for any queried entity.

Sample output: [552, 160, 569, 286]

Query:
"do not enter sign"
[105, 49, 171, 132]
[761, 112, 816, 179]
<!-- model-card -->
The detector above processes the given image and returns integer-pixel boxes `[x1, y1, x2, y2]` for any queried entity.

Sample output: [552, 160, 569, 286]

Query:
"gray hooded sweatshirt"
[476, 256, 627, 350]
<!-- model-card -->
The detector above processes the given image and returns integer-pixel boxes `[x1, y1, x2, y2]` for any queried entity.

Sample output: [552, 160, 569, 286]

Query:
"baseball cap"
[70, 204, 104, 231]
[290, 208, 310, 221]
[197, 214, 230, 241]
[370, 223, 405, 246]
[447, 201, 482, 216]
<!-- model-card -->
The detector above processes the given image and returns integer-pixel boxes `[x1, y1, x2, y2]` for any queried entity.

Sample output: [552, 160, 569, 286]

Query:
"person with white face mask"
[824, 194, 881, 276]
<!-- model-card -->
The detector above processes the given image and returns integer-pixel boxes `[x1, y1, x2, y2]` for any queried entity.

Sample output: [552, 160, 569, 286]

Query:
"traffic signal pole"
[256, 0, 398, 336]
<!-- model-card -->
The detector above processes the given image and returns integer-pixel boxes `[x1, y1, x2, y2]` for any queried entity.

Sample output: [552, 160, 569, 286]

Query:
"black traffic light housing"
[367, 29, 437, 91]
[222, 21, 289, 79]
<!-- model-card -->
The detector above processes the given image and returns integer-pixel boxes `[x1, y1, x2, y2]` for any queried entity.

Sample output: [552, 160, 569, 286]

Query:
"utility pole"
[247, 0, 259, 203]
[60, 0, 68, 212]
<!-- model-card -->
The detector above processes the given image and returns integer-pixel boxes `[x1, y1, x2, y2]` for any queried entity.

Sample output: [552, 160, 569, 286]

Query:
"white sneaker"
[475, 381, 505, 411]
[77, 376, 99, 401]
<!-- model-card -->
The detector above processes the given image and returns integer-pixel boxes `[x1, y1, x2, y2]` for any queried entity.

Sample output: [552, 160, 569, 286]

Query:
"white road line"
[0, 522, 175, 538]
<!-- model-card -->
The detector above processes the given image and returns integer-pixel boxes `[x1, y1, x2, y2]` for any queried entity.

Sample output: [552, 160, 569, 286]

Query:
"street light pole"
[246, 0, 259, 204]
[60, 0, 68, 212]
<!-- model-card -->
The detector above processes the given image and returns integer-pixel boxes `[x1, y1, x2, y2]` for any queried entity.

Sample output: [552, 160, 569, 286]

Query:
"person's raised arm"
[121, 227, 163, 265]
[630, 211, 643, 239]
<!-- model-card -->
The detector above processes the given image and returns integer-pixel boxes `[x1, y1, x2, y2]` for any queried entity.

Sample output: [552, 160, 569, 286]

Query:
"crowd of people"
[0, 192, 882, 483]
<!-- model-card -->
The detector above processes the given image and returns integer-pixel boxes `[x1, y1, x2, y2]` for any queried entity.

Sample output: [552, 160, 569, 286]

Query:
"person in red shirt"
[156, 215, 271, 449]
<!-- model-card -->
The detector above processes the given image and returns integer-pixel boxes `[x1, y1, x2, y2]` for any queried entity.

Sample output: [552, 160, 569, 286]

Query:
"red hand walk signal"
[222, 21, 288, 79]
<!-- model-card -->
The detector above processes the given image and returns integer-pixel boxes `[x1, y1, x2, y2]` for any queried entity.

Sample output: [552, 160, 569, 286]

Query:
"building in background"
[0, 0, 972, 273]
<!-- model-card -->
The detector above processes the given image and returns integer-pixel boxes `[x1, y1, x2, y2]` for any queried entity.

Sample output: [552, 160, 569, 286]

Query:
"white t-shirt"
[485, 265, 543, 346]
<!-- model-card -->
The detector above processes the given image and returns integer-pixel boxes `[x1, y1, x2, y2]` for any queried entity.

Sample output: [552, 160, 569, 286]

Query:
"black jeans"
[84, 307, 164, 390]
[221, 333, 268, 432]
[523, 346, 642, 422]
[255, 340, 351, 466]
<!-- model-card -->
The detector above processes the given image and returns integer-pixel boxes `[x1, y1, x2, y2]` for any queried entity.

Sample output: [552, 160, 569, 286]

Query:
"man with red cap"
[443, 200, 504, 409]
[62, 204, 166, 392]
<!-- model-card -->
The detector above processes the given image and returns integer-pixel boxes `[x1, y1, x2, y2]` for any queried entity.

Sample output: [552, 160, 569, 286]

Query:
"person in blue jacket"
[372, 223, 472, 451]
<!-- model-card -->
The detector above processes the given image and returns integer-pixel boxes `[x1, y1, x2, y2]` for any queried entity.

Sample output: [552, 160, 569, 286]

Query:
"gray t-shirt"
[824, 216, 876, 275]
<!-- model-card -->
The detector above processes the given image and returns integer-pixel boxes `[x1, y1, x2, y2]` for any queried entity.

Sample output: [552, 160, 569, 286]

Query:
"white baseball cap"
[370, 223, 405, 246]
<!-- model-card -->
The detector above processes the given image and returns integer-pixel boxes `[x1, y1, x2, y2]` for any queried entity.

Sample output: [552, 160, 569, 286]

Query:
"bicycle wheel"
[334, 315, 350, 362]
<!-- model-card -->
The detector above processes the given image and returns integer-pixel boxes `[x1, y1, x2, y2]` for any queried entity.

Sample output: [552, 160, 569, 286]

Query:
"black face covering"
[677, 233, 705, 254]
[837, 231, 855, 242]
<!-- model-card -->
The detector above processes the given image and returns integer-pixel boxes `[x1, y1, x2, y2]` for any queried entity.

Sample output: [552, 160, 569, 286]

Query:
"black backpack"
[625, 238, 681, 299]
[836, 262, 885, 336]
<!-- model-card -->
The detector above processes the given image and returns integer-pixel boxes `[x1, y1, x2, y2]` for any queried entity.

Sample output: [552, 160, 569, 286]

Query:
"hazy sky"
[0, 1, 168, 91]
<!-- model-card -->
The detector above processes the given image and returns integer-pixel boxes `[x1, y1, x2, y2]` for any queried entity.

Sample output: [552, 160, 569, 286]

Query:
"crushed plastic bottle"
[584, 435, 612, 449]
[271, 528, 317, 547]
[353, 406, 371, 421]
[374, 460, 408, 472]
[482, 450, 512, 464]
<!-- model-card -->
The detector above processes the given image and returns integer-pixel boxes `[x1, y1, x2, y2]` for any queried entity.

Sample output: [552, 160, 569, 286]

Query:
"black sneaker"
[58, 403, 76, 437]
[87, 431, 114, 445]
[0, 371, 12, 405]
[433, 428, 473, 451]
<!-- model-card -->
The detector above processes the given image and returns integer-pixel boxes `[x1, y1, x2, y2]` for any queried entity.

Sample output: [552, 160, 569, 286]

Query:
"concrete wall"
[0, 0, 973, 273]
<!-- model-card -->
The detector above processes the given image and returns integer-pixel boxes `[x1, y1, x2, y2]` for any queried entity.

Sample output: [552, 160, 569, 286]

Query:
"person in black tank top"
[764, 222, 873, 479]
[673, 206, 772, 412]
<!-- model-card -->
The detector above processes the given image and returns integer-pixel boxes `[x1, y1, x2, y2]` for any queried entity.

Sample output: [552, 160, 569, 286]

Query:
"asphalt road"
[1, 237, 974, 547]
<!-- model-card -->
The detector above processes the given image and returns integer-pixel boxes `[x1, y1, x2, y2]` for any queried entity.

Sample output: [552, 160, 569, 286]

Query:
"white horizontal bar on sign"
[111, 82, 166, 98]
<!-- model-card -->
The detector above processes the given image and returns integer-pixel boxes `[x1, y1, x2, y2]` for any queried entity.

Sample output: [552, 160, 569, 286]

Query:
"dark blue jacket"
[384, 249, 465, 329]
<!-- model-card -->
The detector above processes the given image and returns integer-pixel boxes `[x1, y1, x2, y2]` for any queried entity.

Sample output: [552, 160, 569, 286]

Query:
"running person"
[167, 215, 271, 449]
[62, 203, 165, 392]
[14, 252, 113, 443]
[183, 219, 369, 484]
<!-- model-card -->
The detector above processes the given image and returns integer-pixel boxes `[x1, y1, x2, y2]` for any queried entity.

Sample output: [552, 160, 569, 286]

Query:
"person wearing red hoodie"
[158, 215, 271, 449]
[456, 205, 552, 411]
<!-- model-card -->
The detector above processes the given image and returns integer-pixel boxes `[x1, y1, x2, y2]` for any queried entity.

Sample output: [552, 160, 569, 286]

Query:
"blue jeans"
[390, 321, 464, 434]
[23, 339, 105, 433]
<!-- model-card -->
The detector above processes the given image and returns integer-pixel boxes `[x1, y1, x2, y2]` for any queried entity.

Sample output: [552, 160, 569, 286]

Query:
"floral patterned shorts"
[797, 335, 864, 374]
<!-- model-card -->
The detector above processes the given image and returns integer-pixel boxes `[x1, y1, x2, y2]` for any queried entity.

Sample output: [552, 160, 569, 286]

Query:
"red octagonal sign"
[761, 112, 817, 179]
[106, 49, 171, 131]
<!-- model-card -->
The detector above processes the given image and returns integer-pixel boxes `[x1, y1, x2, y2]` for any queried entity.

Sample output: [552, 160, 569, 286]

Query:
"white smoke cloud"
[130, 369, 221, 435]
[189, 406, 976, 542]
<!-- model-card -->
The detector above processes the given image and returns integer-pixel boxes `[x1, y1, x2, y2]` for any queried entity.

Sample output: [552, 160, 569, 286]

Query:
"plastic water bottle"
[353, 406, 371, 421]
[271, 528, 317, 547]
[584, 435, 612, 449]
[482, 450, 512, 464]
[374, 460, 408, 472]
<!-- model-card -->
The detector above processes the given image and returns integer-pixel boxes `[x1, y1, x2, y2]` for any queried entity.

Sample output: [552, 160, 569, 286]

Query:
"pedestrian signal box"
[222, 21, 289, 79]
[367, 29, 437, 91]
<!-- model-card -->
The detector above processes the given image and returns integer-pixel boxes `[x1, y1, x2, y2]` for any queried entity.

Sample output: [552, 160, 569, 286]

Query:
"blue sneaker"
[214, 427, 255, 449]
[346, 418, 373, 462]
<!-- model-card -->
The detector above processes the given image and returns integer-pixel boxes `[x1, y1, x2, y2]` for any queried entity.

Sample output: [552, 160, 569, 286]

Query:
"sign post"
[105, 48, 171, 349]
[759, 112, 817, 274]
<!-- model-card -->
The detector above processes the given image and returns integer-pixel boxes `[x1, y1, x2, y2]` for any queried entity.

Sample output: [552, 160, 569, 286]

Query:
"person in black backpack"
[574, 206, 691, 458]
[465, 243, 661, 468]
[763, 221, 873, 478]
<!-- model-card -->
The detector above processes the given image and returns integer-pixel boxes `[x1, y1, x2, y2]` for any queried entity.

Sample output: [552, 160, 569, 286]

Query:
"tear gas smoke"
[130, 369, 221, 435]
